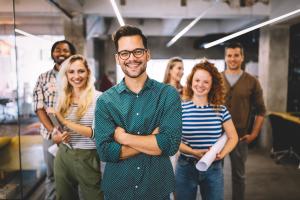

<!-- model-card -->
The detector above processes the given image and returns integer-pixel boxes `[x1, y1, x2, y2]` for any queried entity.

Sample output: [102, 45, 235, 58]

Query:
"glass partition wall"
[0, 1, 62, 199]
[0, 1, 23, 199]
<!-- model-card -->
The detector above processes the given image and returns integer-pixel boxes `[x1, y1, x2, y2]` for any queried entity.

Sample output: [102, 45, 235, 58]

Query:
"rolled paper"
[196, 134, 227, 171]
[48, 144, 58, 157]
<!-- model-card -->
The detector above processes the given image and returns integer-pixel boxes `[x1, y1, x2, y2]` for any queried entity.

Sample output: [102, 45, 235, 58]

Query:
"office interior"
[0, 0, 300, 199]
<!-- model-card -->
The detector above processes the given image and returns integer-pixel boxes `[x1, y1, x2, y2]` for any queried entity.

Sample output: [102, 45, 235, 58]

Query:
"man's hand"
[114, 127, 127, 144]
[240, 134, 256, 144]
[52, 129, 63, 144]
[52, 129, 70, 144]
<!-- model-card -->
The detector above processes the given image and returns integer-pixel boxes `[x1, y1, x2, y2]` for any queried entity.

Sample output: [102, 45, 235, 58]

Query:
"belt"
[180, 155, 198, 164]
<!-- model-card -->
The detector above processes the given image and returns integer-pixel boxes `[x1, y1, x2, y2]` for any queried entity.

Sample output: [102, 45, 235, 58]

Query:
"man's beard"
[122, 62, 146, 78]
[54, 56, 68, 65]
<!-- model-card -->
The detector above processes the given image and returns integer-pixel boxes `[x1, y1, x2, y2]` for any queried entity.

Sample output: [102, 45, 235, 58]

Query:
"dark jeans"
[229, 140, 248, 200]
[175, 155, 224, 200]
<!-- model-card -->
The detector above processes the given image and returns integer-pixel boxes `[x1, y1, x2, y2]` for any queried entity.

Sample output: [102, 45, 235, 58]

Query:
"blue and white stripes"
[181, 101, 231, 158]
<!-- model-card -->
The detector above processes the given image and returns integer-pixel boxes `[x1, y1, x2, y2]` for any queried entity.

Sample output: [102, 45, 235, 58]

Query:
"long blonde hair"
[163, 57, 183, 84]
[163, 57, 183, 93]
[56, 54, 95, 119]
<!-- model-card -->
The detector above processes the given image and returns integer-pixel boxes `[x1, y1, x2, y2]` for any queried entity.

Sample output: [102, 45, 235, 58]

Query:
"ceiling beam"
[47, 0, 73, 19]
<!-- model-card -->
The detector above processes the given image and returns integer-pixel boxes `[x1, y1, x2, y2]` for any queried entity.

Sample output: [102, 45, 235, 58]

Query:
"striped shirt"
[181, 101, 231, 158]
[33, 67, 58, 139]
[64, 91, 101, 149]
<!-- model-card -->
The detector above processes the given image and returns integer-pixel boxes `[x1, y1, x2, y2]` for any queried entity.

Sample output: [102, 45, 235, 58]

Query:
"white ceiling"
[0, 0, 300, 37]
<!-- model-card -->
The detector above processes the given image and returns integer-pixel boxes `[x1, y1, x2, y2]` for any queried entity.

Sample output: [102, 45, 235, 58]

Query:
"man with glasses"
[94, 25, 182, 200]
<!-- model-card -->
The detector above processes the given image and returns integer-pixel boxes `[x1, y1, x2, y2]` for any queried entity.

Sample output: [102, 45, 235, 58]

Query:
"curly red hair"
[183, 60, 225, 106]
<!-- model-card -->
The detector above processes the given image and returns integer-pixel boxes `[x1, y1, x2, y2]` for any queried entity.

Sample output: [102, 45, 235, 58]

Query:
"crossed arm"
[114, 127, 160, 159]
[94, 90, 182, 163]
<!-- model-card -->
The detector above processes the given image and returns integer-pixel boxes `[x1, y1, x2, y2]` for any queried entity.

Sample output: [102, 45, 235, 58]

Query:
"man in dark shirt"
[222, 42, 266, 200]
[94, 25, 182, 200]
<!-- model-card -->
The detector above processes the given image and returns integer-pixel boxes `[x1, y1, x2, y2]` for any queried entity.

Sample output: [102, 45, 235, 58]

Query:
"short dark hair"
[112, 25, 147, 51]
[225, 42, 244, 56]
[51, 40, 76, 60]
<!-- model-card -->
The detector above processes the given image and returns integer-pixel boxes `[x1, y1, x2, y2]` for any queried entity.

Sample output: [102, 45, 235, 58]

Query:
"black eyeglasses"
[117, 48, 147, 60]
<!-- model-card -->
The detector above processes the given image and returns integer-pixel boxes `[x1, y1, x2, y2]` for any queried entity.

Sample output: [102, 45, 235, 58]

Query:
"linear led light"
[15, 28, 53, 44]
[204, 8, 300, 49]
[167, 0, 219, 47]
[110, 0, 125, 26]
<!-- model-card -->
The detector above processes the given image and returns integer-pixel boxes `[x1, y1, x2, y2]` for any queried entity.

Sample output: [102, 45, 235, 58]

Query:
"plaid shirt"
[33, 67, 58, 139]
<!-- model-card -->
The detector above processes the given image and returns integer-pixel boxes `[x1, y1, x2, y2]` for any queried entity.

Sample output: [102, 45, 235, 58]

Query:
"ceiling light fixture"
[167, 0, 219, 47]
[110, 0, 125, 26]
[203, 8, 300, 49]
[15, 28, 53, 44]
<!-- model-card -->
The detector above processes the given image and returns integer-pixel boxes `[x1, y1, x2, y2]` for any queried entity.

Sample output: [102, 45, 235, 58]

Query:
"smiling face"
[192, 69, 212, 98]
[169, 61, 184, 83]
[52, 43, 72, 67]
[115, 35, 150, 79]
[225, 47, 244, 71]
[66, 60, 89, 90]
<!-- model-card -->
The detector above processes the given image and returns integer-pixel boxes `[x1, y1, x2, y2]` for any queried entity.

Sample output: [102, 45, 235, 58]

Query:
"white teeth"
[127, 64, 139, 67]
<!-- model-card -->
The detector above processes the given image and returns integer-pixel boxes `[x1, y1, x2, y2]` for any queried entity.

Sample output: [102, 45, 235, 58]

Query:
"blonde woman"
[175, 61, 238, 200]
[48, 54, 103, 200]
[163, 57, 184, 95]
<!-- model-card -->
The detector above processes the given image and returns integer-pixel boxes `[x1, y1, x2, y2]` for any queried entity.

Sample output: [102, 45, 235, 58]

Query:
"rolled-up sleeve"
[94, 97, 121, 162]
[155, 87, 182, 156]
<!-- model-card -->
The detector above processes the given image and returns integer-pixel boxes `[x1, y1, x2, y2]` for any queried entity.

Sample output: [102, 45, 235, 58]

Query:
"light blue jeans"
[175, 155, 224, 200]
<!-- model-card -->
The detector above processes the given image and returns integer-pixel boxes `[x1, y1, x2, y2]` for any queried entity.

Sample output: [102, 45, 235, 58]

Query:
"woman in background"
[175, 60, 238, 200]
[48, 54, 103, 200]
[163, 57, 184, 95]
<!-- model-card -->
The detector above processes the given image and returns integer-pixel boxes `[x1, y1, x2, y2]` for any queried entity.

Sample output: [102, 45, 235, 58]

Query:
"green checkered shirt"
[94, 78, 182, 200]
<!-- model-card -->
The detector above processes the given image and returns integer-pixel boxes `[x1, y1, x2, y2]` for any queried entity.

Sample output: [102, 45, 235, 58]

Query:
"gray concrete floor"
[29, 148, 300, 200]
[223, 148, 300, 200]
[240, 148, 300, 200]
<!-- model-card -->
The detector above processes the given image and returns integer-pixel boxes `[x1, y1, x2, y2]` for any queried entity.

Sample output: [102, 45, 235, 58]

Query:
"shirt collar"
[116, 77, 154, 94]
[51, 66, 59, 77]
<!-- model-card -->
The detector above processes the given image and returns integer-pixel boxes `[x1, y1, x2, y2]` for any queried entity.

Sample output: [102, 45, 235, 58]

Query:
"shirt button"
[135, 185, 138, 189]
[137, 167, 140, 170]
[137, 131, 140, 134]
[136, 113, 139, 116]
[136, 95, 139, 98]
